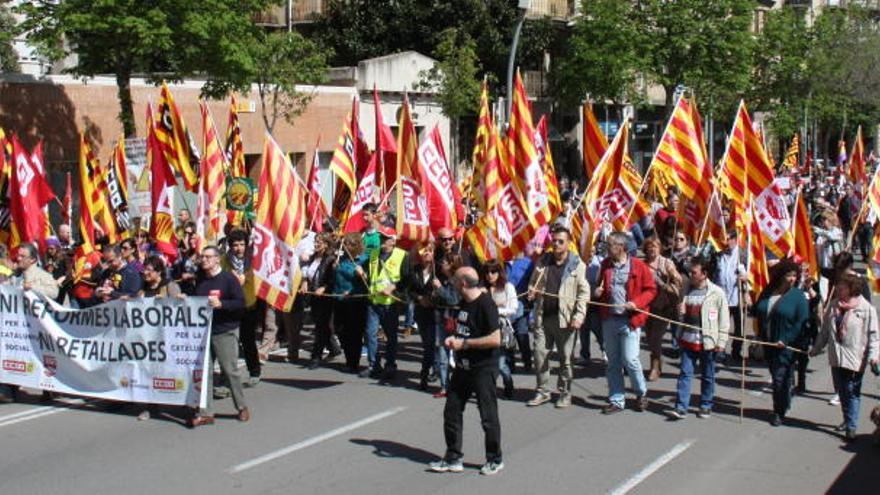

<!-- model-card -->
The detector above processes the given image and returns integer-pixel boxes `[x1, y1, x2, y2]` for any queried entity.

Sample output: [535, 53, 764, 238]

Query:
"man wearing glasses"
[595, 231, 656, 414]
[525, 225, 590, 408]
[94, 244, 143, 303]
[191, 246, 249, 427]
[435, 227, 476, 277]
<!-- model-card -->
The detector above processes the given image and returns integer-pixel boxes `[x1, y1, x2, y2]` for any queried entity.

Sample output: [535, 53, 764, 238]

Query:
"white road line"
[607, 439, 695, 495]
[0, 399, 87, 428]
[229, 406, 407, 474]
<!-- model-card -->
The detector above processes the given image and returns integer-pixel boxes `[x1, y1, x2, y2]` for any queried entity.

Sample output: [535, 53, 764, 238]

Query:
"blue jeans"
[675, 348, 717, 412]
[831, 367, 864, 431]
[366, 304, 399, 370]
[404, 301, 416, 329]
[602, 316, 647, 407]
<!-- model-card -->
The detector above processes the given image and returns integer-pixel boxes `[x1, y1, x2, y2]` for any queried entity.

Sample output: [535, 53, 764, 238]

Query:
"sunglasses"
[440, 237, 454, 242]
[487, 269, 500, 274]
[552, 239, 567, 245]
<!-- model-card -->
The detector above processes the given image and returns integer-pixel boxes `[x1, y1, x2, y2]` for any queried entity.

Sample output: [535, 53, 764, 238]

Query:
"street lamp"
[505, 0, 532, 125]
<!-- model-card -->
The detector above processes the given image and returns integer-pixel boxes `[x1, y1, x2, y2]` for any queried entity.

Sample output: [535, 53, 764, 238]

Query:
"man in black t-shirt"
[429, 267, 504, 476]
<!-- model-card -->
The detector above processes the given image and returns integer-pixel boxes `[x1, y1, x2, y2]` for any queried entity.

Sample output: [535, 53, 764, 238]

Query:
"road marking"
[0, 399, 86, 428]
[229, 406, 407, 474]
[608, 439, 695, 495]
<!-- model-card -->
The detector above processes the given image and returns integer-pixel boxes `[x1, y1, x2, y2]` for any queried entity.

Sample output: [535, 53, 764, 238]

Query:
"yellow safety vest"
[368, 247, 406, 305]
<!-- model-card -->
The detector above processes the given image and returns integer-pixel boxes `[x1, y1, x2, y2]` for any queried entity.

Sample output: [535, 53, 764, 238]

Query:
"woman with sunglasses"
[430, 252, 464, 398]
[408, 242, 439, 391]
[483, 259, 519, 399]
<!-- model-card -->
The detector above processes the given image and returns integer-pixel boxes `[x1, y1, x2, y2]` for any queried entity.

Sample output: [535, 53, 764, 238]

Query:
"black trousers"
[443, 366, 502, 463]
[729, 306, 743, 359]
[239, 304, 262, 377]
[335, 298, 366, 369]
[768, 352, 795, 417]
[310, 298, 338, 358]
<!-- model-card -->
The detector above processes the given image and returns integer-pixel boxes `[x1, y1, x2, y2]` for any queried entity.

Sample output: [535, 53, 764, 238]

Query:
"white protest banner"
[0, 285, 211, 408]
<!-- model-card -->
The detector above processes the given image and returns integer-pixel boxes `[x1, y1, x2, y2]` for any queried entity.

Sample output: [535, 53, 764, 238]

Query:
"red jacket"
[598, 256, 657, 329]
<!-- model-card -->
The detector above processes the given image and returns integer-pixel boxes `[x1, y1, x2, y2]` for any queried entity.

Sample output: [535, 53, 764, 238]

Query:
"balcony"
[253, 5, 288, 27]
[292, 0, 327, 24]
[526, 0, 575, 21]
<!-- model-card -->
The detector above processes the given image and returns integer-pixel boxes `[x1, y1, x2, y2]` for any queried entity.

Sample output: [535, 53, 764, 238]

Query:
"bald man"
[434, 228, 477, 277]
[430, 266, 504, 475]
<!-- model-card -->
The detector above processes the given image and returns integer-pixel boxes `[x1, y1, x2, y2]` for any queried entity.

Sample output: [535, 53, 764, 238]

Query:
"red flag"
[63, 171, 72, 226]
[344, 154, 379, 233]
[9, 136, 54, 252]
[306, 137, 328, 233]
[418, 126, 463, 234]
[395, 95, 431, 244]
[373, 84, 397, 193]
[147, 104, 178, 262]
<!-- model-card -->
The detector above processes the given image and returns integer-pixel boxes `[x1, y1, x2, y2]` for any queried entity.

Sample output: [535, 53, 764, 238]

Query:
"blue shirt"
[715, 246, 744, 306]
[333, 255, 367, 297]
[507, 257, 534, 296]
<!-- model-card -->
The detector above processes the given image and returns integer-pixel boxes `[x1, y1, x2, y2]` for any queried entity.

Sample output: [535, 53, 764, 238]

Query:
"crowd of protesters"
[1, 165, 879, 473]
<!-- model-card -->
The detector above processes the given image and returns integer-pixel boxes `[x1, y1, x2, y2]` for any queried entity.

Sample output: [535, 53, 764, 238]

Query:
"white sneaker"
[480, 461, 504, 476]
[429, 459, 464, 473]
[828, 394, 840, 406]
[602, 351, 608, 363]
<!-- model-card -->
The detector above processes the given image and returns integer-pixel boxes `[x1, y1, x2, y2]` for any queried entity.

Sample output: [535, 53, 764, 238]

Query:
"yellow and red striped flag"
[396, 95, 432, 244]
[867, 223, 880, 294]
[651, 96, 714, 242]
[470, 78, 492, 210]
[0, 127, 11, 247]
[225, 94, 247, 179]
[866, 159, 880, 219]
[782, 135, 799, 170]
[330, 97, 370, 224]
[791, 190, 818, 282]
[582, 122, 628, 231]
[251, 134, 308, 312]
[536, 116, 562, 217]
[507, 71, 558, 228]
[746, 205, 769, 301]
[719, 100, 793, 258]
[847, 126, 867, 190]
[582, 103, 609, 180]
[79, 134, 121, 243]
[146, 103, 179, 262]
[697, 190, 727, 252]
[196, 101, 228, 244]
[155, 82, 199, 192]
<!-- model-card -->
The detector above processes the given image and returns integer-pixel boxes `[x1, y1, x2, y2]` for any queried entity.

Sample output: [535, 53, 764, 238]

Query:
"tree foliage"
[204, 30, 331, 134]
[16, 0, 272, 136]
[0, 1, 19, 73]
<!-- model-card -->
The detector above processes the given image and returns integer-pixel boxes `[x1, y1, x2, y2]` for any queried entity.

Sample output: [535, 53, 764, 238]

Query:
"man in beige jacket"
[526, 225, 590, 409]
[17, 243, 59, 300]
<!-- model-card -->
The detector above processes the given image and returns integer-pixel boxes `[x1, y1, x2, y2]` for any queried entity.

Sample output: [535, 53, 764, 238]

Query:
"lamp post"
[505, 0, 532, 125]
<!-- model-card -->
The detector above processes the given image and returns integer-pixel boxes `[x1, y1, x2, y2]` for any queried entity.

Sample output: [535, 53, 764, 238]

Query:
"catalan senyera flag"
[470, 78, 492, 210]
[156, 82, 200, 192]
[536, 116, 562, 218]
[867, 223, 880, 294]
[697, 190, 727, 252]
[847, 126, 867, 190]
[651, 96, 714, 242]
[330, 96, 370, 224]
[616, 160, 651, 230]
[306, 138, 328, 233]
[582, 103, 609, 180]
[102, 137, 132, 240]
[79, 134, 120, 243]
[719, 100, 793, 258]
[465, 109, 506, 262]
[76, 135, 105, 254]
[0, 127, 12, 247]
[782, 135, 799, 170]
[867, 161, 880, 220]
[251, 134, 308, 312]
[197, 101, 228, 243]
[225, 94, 247, 179]
[395, 95, 432, 244]
[746, 205, 769, 301]
[507, 71, 556, 227]
[147, 103, 178, 262]
[582, 122, 627, 231]
[791, 190, 818, 282]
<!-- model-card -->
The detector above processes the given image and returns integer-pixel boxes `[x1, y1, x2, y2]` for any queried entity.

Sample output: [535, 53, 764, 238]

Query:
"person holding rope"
[642, 237, 682, 382]
[668, 255, 729, 420]
[526, 225, 590, 409]
[596, 231, 656, 414]
[811, 272, 879, 442]
[304, 233, 342, 369]
[752, 258, 810, 427]
[333, 233, 369, 374]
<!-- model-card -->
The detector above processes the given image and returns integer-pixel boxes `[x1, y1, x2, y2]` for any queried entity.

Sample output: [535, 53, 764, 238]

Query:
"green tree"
[16, 0, 271, 137]
[552, 0, 642, 109]
[0, 1, 20, 72]
[416, 27, 482, 169]
[203, 30, 332, 134]
[635, 0, 755, 117]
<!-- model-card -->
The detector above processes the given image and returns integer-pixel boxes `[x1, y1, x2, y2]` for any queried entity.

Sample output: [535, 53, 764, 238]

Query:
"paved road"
[1, 330, 878, 494]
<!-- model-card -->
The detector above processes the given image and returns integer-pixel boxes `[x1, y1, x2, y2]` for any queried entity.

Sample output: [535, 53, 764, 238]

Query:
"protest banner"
[0, 285, 211, 408]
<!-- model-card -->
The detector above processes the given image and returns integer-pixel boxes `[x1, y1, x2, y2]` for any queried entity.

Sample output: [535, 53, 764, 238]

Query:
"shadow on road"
[826, 438, 880, 494]
[350, 438, 439, 464]
[260, 378, 344, 390]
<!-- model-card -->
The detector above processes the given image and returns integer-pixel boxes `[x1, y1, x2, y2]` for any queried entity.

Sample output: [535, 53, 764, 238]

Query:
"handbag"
[499, 317, 517, 350]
